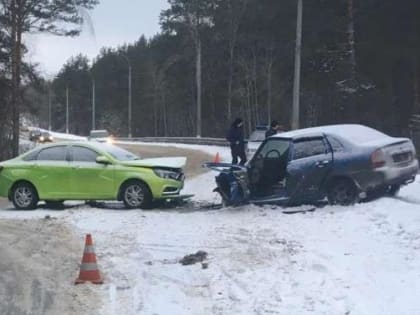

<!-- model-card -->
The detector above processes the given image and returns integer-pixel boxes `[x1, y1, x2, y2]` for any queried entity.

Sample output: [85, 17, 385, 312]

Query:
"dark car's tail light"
[371, 149, 386, 168]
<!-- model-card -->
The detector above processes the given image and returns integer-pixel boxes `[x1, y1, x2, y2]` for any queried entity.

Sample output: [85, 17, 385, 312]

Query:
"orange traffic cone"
[213, 152, 221, 163]
[75, 234, 103, 285]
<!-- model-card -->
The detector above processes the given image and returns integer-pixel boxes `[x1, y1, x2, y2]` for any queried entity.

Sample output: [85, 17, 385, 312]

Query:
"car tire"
[327, 178, 358, 206]
[386, 184, 400, 196]
[121, 181, 152, 209]
[11, 182, 39, 210]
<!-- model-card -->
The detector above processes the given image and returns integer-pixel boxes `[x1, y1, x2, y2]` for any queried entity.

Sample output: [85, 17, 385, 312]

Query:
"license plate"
[393, 152, 411, 163]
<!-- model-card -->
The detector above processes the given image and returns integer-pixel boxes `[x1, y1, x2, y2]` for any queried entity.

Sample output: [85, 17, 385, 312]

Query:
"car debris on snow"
[179, 250, 208, 266]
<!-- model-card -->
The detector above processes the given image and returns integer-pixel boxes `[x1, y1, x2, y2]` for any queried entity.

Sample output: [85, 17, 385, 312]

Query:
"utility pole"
[196, 38, 202, 138]
[66, 86, 69, 134]
[48, 84, 52, 131]
[128, 63, 132, 138]
[92, 78, 96, 130]
[292, 0, 303, 130]
[121, 53, 132, 138]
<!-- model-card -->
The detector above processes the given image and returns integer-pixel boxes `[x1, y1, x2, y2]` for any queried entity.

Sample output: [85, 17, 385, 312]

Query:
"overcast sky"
[25, 0, 169, 77]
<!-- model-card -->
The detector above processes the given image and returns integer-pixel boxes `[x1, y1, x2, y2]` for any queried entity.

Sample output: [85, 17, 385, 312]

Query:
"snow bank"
[116, 141, 231, 163]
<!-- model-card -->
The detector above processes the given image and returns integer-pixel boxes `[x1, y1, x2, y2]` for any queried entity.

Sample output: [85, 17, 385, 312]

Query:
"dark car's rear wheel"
[328, 178, 358, 206]
[386, 184, 400, 196]
[12, 182, 39, 210]
[121, 181, 152, 209]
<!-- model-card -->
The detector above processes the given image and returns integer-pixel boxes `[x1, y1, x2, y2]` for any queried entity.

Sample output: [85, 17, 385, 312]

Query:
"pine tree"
[0, 0, 99, 157]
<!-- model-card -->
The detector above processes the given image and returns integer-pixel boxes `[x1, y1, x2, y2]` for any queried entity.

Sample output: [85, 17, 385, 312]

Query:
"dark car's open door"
[285, 137, 333, 204]
[248, 138, 291, 196]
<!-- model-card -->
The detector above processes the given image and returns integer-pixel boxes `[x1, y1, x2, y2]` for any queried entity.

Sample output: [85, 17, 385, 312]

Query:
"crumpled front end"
[203, 162, 250, 206]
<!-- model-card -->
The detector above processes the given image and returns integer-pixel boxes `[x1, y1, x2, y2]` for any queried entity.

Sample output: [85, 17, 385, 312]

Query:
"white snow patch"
[116, 141, 231, 163]
[49, 130, 87, 141]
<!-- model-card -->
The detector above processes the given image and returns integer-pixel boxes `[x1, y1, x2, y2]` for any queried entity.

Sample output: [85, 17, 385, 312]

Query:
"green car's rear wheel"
[12, 182, 39, 210]
[121, 181, 152, 209]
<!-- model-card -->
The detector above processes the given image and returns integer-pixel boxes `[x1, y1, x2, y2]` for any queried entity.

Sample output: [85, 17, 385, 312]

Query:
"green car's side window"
[72, 146, 98, 162]
[37, 146, 67, 161]
[23, 150, 38, 161]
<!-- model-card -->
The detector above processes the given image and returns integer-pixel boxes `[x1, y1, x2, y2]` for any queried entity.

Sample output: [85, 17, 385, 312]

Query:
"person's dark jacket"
[226, 126, 245, 147]
[265, 128, 277, 138]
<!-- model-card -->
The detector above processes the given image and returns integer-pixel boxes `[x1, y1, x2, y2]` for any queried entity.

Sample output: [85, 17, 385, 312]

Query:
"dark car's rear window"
[327, 136, 345, 152]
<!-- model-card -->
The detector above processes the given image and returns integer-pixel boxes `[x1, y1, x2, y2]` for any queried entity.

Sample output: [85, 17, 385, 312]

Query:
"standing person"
[265, 120, 280, 138]
[226, 118, 247, 165]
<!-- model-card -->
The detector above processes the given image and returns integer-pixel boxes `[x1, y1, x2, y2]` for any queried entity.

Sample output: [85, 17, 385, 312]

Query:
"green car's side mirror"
[96, 156, 111, 165]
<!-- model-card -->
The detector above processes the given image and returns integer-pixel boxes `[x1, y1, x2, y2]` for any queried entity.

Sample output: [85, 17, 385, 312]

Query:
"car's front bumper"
[152, 178, 185, 200]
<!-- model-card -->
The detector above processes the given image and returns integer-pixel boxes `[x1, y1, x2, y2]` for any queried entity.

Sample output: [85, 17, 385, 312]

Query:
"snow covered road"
[64, 180, 420, 315]
[0, 143, 420, 314]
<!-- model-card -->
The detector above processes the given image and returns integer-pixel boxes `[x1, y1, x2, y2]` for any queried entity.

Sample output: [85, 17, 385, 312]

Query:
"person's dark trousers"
[239, 151, 247, 165]
[231, 144, 247, 165]
[230, 144, 239, 164]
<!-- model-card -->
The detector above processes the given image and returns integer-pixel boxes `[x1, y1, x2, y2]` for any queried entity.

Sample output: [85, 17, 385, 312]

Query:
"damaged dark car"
[205, 124, 419, 207]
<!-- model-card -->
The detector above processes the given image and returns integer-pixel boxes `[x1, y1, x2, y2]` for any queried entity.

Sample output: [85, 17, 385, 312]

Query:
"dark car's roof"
[273, 124, 405, 146]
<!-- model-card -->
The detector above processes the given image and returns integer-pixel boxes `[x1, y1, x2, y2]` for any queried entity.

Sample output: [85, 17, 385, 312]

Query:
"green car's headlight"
[153, 168, 182, 181]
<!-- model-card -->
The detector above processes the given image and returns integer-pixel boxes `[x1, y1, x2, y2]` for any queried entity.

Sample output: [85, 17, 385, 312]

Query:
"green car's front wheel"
[121, 181, 152, 209]
[12, 182, 39, 210]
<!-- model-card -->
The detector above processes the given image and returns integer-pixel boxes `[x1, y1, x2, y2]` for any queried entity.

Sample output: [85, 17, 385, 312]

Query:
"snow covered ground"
[1, 141, 420, 314]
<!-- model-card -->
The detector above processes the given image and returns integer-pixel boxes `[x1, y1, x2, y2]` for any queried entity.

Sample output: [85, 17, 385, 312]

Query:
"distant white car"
[88, 129, 113, 143]
[246, 126, 268, 158]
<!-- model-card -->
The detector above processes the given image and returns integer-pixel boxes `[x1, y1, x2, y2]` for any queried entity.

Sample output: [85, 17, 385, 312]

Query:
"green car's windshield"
[101, 144, 140, 161]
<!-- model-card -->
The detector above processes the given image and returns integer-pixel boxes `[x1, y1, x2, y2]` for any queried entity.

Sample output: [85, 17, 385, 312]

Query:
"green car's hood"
[121, 157, 187, 169]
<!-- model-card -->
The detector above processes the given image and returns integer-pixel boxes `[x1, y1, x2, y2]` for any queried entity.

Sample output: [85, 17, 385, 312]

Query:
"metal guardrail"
[115, 137, 229, 147]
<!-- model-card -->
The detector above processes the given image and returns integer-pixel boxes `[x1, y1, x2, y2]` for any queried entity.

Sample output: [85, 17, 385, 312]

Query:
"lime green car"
[0, 142, 187, 210]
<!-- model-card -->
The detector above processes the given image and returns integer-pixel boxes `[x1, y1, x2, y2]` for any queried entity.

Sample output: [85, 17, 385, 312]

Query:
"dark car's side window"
[292, 139, 328, 160]
[37, 146, 67, 161]
[72, 146, 98, 162]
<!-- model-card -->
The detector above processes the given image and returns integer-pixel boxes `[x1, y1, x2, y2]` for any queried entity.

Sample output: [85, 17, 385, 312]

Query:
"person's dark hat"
[232, 118, 243, 127]
[270, 120, 279, 128]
